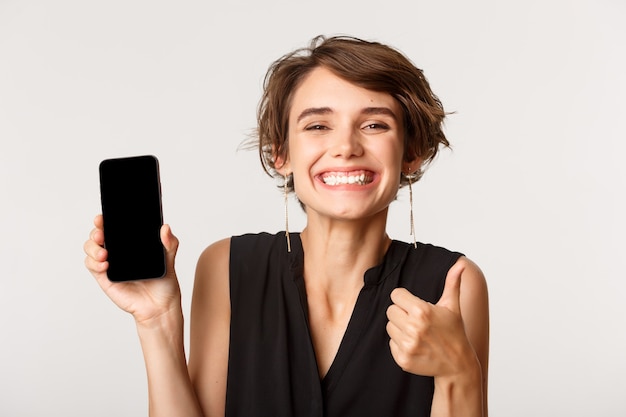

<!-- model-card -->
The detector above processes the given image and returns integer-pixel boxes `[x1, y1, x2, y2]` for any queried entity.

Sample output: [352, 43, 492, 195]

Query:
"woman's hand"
[386, 262, 480, 379]
[387, 259, 488, 415]
[84, 214, 182, 325]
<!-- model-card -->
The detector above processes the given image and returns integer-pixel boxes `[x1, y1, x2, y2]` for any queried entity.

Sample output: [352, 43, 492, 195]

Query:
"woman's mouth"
[320, 170, 374, 186]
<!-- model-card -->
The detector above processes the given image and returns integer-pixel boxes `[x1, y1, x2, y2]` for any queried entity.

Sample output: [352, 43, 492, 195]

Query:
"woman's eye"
[363, 123, 390, 130]
[305, 124, 328, 131]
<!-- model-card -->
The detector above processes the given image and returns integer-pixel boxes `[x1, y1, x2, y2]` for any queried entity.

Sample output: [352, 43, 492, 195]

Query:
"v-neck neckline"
[288, 233, 409, 390]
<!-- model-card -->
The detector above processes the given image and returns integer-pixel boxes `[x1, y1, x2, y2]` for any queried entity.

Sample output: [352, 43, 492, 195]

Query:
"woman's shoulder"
[395, 239, 465, 272]
[196, 232, 292, 276]
[197, 236, 231, 265]
[230, 231, 292, 257]
[198, 232, 285, 259]
[230, 231, 288, 245]
[414, 240, 464, 258]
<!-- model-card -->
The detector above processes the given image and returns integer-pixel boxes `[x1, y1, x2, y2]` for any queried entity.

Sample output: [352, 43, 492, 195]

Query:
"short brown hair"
[256, 35, 449, 191]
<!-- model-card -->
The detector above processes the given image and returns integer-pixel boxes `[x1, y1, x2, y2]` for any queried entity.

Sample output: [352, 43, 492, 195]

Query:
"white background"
[1, 0, 624, 415]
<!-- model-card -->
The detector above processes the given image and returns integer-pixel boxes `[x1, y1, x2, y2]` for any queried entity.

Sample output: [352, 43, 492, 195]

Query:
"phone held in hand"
[99, 155, 166, 282]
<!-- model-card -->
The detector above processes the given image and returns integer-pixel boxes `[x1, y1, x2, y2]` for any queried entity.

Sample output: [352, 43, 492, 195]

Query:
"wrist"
[435, 359, 481, 390]
[135, 306, 186, 368]
[135, 304, 184, 335]
[433, 355, 483, 417]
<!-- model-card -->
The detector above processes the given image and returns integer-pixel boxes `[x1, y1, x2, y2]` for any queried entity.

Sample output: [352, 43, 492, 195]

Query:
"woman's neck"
[300, 209, 391, 293]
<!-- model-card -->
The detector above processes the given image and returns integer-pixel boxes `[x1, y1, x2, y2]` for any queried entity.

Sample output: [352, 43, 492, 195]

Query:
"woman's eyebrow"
[296, 107, 333, 122]
[296, 106, 397, 122]
[361, 107, 398, 120]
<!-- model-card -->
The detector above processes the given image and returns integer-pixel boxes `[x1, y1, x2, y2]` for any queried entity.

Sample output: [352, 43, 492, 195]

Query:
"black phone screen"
[99, 155, 166, 282]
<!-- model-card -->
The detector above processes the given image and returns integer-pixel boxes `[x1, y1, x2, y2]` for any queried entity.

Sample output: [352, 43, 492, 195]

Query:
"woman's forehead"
[289, 67, 400, 117]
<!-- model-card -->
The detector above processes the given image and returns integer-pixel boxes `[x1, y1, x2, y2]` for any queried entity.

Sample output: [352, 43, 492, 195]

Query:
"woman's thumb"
[436, 262, 464, 313]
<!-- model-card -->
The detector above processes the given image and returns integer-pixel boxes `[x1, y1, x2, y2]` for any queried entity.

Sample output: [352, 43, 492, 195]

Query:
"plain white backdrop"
[1, 0, 624, 415]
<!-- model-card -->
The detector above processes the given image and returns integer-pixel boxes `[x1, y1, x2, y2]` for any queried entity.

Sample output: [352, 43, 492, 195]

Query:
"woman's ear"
[274, 153, 291, 176]
[402, 157, 423, 175]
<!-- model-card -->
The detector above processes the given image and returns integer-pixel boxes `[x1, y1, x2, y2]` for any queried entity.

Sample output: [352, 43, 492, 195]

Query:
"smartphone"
[99, 155, 166, 282]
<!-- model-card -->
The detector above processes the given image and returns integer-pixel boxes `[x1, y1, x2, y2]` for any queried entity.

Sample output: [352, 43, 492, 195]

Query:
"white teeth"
[322, 173, 369, 186]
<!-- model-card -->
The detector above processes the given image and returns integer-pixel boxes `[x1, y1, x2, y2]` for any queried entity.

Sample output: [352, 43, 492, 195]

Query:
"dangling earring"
[284, 174, 291, 252]
[405, 169, 417, 249]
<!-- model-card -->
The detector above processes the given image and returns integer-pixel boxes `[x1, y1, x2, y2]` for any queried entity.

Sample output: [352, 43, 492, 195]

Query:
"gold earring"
[405, 169, 417, 249]
[284, 174, 291, 252]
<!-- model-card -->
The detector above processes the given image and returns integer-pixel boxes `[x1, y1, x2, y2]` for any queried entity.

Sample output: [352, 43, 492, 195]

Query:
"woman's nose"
[329, 128, 364, 158]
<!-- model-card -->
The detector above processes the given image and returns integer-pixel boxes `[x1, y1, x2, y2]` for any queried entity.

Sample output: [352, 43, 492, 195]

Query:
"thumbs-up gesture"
[386, 261, 478, 378]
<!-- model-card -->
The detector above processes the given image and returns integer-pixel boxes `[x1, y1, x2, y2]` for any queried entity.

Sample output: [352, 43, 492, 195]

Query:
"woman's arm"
[137, 307, 204, 417]
[430, 258, 489, 417]
[134, 238, 231, 417]
[84, 215, 204, 416]
[386, 257, 489, 417]
[188, 238, 232, 416]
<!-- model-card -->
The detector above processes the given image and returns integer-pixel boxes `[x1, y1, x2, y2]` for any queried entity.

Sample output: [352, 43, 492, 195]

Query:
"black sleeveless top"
[226, 232, 462, 417]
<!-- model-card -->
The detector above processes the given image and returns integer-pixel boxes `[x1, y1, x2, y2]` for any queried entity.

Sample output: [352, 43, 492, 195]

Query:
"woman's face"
[279, 66, 412, 222]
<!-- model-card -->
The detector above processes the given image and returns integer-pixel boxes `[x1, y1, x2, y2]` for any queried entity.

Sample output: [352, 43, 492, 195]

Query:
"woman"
[85, 35, 489, 417]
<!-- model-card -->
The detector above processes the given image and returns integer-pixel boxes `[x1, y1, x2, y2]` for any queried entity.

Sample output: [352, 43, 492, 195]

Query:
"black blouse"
[226, 232, 462, 417]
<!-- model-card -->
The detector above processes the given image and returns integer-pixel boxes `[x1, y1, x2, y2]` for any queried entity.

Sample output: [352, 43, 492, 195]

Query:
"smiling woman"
[84, 35, 489, 417]
[278, 67, 407, 223]
[257, 36, 450, 190]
